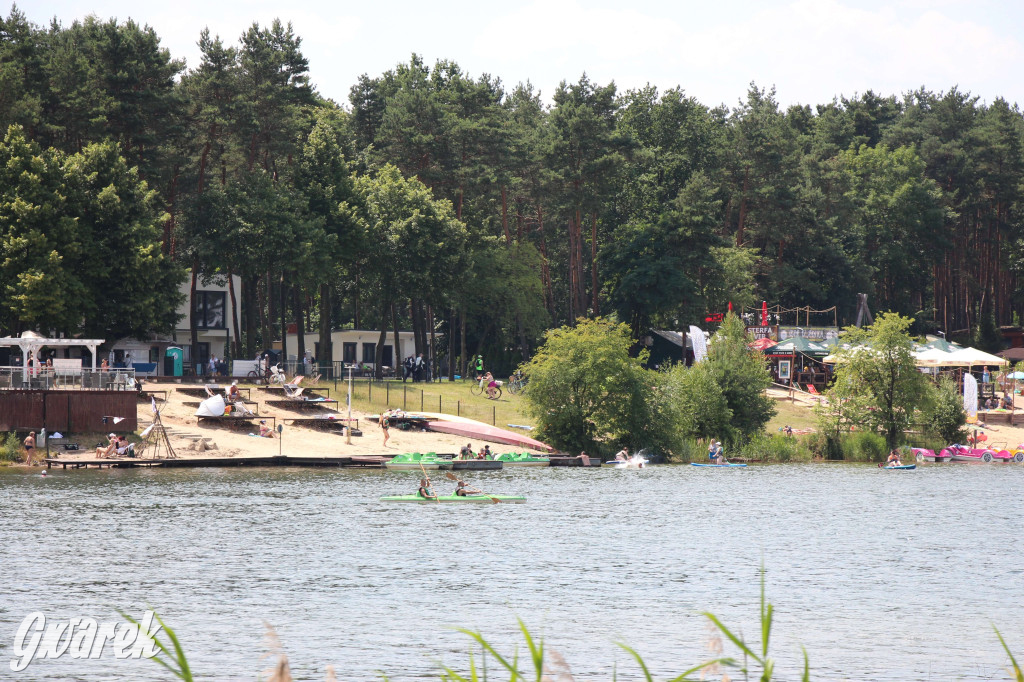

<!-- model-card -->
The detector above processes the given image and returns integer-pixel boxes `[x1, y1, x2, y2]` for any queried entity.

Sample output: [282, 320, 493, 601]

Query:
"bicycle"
[470, 374, 486, 396]
[486, 383, 503, 400]
[247, 363, 286, 385]
[507, 373, 528, 395]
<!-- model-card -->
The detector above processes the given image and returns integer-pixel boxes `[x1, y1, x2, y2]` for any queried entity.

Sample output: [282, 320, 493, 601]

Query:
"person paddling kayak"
[417, 477, 437, 500]
[454, 480, 483, 496]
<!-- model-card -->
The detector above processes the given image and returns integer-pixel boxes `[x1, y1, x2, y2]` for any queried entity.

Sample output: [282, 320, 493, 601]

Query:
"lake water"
[1, 463, 1022, 681]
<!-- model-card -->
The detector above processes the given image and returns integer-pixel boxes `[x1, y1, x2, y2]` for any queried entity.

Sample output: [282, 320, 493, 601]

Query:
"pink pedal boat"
[936, 444, 1024, 463]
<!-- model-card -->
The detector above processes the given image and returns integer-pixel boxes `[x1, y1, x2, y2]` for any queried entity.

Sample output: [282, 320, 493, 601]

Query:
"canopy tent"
[0, 332, 104, 384]
[764, 337, 830, 358]
[914, 348, 963, 367]
[920, 337, 962, 353]
[945, 347, 1008, 367]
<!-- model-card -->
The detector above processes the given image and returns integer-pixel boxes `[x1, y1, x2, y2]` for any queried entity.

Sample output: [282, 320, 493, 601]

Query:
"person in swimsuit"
[95, 433, 117, 458]
[23, 431, 35, 465]
[454, 480, 483, 497]
[379, 409, 391, 447]
[886, 450, 902, 467]
[459, 443, 473, 460]
[259, 420, 275, 438]
[418, 477, 437, 500]
[614, 447, 629, 462]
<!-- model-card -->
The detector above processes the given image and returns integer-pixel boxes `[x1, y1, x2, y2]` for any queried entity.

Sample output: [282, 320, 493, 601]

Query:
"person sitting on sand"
[259, 420, 274, 438]
[418, 477, 437, 500]
[227, 381, 240, 402]
[886, 450, 902, 467]
[454, 480, 482, 497]
[95, 433, 117, 458]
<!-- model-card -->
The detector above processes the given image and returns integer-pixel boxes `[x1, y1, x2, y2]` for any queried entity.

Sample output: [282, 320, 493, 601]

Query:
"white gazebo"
[0, 332, 105, 384]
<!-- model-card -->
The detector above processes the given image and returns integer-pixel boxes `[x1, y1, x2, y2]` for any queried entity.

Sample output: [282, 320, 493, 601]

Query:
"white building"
[110, 272, 239, 375]
[285, 329, 416, 370]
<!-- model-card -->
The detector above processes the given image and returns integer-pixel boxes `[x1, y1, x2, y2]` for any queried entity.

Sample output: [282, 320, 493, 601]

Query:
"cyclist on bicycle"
[485, 372, 498, 399]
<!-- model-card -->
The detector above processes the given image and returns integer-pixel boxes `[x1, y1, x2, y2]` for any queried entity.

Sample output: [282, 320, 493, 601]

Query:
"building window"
[343, 343, 356, 364]
[194, 291, 226, 329]
[362, 343, 376, 363]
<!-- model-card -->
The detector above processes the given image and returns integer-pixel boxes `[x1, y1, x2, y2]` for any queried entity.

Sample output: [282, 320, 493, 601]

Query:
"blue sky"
[21, 0, 1024, 109]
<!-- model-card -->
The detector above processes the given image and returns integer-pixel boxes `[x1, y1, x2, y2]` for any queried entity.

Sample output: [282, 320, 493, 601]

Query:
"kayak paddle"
[444, 471, 500, 504]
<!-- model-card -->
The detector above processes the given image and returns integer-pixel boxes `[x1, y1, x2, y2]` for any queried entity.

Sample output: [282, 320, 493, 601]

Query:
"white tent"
[914, 348, 962, 367]
[945, 347, 1008, 367]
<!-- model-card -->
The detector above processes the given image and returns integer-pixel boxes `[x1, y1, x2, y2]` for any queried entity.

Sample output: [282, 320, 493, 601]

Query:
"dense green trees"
[823, 312, 930, 448]
[6, 5, 1024, 371]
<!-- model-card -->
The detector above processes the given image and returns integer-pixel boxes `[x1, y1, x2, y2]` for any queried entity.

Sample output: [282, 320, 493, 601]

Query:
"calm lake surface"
[1, 463, 1022, 681]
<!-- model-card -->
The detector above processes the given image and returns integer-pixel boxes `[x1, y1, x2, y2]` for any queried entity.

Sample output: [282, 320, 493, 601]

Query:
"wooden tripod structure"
[137, 408, 177, 460]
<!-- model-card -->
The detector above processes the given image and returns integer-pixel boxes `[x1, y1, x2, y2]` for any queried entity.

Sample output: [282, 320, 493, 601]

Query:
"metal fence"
[0, 366, 137, 390]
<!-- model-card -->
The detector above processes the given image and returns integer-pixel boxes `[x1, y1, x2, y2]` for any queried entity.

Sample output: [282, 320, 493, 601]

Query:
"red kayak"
[426, 421, 552, 451]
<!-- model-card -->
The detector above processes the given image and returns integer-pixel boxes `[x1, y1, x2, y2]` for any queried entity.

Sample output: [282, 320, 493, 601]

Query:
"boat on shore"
[384, 452, 452, 470]
[379, 494, 526, 504]
[493, 452, 549, 467]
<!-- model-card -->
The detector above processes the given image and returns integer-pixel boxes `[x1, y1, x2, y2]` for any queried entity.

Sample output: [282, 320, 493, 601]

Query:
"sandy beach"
[41, 384, 549, 464]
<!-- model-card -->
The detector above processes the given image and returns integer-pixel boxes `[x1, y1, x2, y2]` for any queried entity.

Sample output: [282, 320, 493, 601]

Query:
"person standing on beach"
[380, 410, 391, 447]
[23, 431, 35, 465]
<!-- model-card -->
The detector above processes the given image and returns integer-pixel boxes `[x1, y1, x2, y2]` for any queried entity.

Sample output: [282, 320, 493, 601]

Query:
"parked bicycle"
[247, 362, 286, 385]
[507, 371, 528, 395]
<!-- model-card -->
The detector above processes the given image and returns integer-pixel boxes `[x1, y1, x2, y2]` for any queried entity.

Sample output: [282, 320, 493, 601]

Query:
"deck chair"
[806, 384, 820, 395]
[269, 364, 287, 384]
[283, 375, 306, 399]
[233, 400, 256, 417]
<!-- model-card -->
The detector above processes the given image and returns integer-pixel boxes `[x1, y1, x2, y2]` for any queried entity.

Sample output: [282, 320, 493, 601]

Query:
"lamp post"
[346, 364, 353, 445]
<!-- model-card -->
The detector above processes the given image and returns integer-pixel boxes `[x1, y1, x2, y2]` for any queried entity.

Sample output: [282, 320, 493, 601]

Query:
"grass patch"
[258, 377, 536, 428]
[766, 397, 818, 434]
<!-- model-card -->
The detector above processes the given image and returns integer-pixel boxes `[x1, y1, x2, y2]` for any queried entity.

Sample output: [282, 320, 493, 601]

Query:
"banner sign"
[778, 326, 840, 342]
[746, 326, 777, 340]
[689, 326, 708, 363]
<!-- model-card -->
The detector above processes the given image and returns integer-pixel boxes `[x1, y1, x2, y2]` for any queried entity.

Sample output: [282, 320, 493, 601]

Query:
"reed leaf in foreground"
[119, 610, 192, 682]
[996, 627, 1024, 682]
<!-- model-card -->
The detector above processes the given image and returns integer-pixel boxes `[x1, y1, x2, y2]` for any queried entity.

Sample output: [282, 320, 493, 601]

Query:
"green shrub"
[803, 431, 842, 460]
[841, 431, 888, 462]
[0, 432, 21, 463]
[667, 438, 708, 464]
[737, 433, 813, 463]
[923, 377, 967, 444]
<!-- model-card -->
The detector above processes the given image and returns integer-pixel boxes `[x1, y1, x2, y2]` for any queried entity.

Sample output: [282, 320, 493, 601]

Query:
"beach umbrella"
[946, 347, 1009, 367]
[1007, 371, 1024, 380]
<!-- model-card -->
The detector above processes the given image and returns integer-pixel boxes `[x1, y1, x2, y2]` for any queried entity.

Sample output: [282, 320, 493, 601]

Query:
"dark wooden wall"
[0, 391, 137, 432]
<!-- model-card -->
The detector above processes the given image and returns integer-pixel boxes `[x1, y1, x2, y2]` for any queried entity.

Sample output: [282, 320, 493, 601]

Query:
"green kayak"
[379, 494, 526, 504]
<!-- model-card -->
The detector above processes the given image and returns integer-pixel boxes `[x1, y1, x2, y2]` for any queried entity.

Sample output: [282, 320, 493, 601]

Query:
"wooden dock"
[44, 453, 394, 469]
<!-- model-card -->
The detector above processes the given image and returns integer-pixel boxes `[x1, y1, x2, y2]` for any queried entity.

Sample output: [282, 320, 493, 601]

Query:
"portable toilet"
[164, 347, 183, 376]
